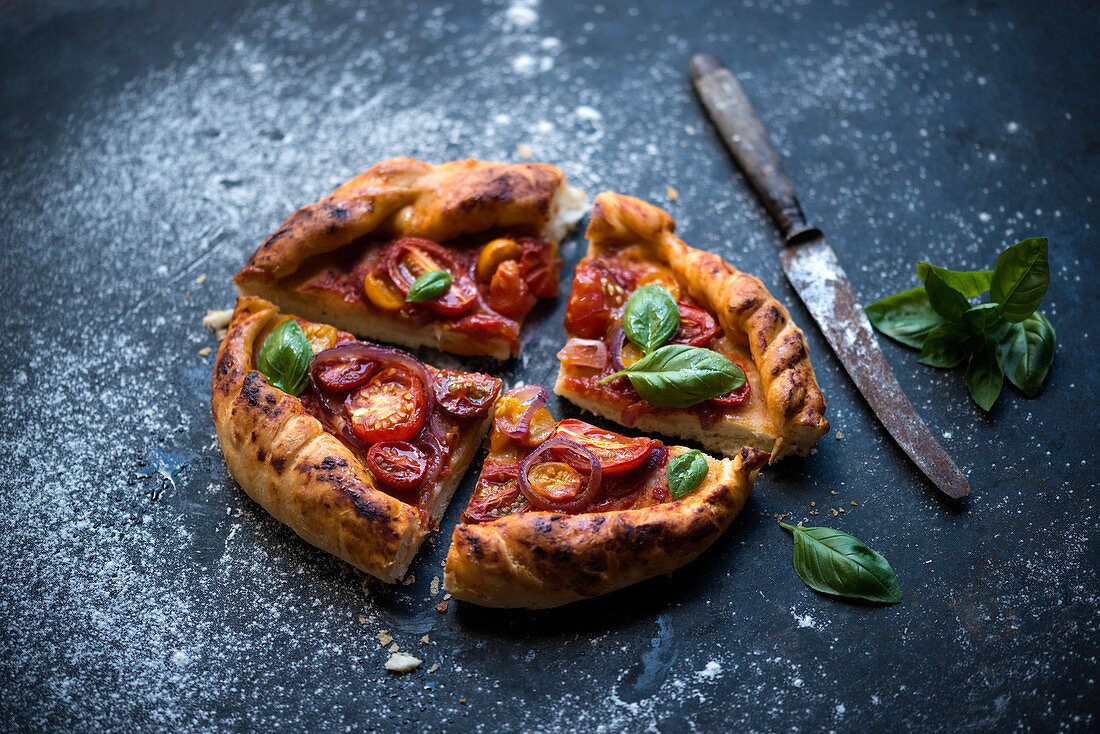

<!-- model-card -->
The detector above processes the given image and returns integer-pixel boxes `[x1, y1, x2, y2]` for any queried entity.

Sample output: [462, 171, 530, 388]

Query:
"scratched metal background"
[1, 0, 1097, 731]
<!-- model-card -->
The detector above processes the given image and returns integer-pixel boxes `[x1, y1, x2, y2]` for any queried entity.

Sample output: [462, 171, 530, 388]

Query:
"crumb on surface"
[430, 576, 440, 596]
[198, 347, 212, 357]
[516, 142, 532, 159]
[194, 273, 207, 285]
[377, 631, 393, 646]
[435, 601, 449, 613]
[428, 663, 439, 673]
[421, 635, 430, 644]
[203, 308, 233, 333]
[836, 431, 843, 440]
[388, 643, 399, 653]
[384, 652, 422, 673]
[666, 185, 679, 201]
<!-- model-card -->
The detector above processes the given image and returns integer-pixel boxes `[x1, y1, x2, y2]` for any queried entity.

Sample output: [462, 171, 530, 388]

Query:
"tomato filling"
[463, 388, 675, 521]
[560, 256, 751, 419]
[292, 233, 561, 346]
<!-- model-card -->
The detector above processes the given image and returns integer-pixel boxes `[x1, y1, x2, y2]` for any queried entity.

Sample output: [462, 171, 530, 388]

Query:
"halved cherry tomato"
[670, 302, 720, 347]
[297, 320, 338, 354]
[463, 465, 531, 523]
[564, 262, 613, 338]
[384, 237, 476, 316]
[452, 312, 519, 342]
[366, 440, 429, 490]
[488, 259, 534, 317]
[315, 358, 375, 392]
[475, 238, 521, 281]
[551, 418, 656, 475]
[710, 377, 750, 408]
[526, 462, 584, 501]
[362, 270, 405, 312]
[433, 369, 502, 418]
[345, 366, 427, 443]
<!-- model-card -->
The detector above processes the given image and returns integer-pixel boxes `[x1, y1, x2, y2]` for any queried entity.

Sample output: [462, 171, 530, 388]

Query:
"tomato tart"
[235, 157, 587, 360]
[554, 192, 829, 461]
[443, 385, 770, 608]
[212, 296, 502, 582]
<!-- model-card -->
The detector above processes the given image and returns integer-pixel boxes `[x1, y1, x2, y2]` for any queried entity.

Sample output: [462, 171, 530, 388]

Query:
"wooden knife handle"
[689, 54, 814, 244]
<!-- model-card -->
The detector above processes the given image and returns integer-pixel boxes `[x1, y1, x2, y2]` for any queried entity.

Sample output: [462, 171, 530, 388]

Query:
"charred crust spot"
[328, 206, 349, 220]
[257, 448, 266, 462]
[216, 352, 234, 377]
[266, 394, 277, 405]
[270, 457, 285, 473]
[320, 456, 348, 470]
[460, 527, 484, 559]
[250, 431, 258, 443]
[756, 304, 783, 340]
[261, 227, 292, 248]
[241, 372, 263, 406]
[770, 331, 807, 376]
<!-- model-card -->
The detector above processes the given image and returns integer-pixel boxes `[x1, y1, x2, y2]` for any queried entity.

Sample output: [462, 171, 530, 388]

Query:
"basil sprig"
[780, 524, 901, 604]
[865, 237, 1055, 411]
[405, 270, 452, 302]
[599, 343, 745, 409]
[667, 449, 708, 499]
[622, 285, 680, 354]
[257, 319, 312, 396]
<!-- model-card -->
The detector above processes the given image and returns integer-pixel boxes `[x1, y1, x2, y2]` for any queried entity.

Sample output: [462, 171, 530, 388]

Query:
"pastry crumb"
[403, 574, 415, 586]
[430, 576, 440, 596]
[516, 142, 533, 159]
[851, 501, 858, 506]
[810, 502, 815, 507]
[830, 491, 837, 495]
[831, 509, 839, 517]
[443, 593, 451, 601]
[666, 185, 679, 202]
[194, 273, 207, 285]
[836, 431, 843, 440]
[358, 615, 367, 625]
[435, 601, 449, 613]
[459, 698, 467, 705]
[388, 643, 400, 653]
[199, 347, 212, 357]
[421, 635, 430, 644]
[428, 663, 439, 673]
[384, 652, 422, 673]
[377, 631, 393, 646]
[203, 308, 233, 333]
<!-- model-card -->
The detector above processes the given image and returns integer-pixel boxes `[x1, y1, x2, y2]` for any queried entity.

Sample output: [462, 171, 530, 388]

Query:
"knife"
[689, 54, 970, 499]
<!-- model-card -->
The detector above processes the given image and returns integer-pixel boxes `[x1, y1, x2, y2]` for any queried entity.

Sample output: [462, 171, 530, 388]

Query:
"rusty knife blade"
[780, 236, 970, 497]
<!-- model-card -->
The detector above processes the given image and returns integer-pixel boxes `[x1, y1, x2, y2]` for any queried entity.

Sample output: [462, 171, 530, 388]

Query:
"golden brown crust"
[566, 192, 829, 460]
[211, 296, 490, 583]
[234, 158, 585, 358]
[443, 446, 769, 609]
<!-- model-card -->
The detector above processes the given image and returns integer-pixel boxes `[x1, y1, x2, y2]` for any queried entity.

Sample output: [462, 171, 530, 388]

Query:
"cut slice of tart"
[443, 385, 769, 608]
[554, 192, 829, 461]
[235, 157, 587, 360]
[212, 296, 502, 582]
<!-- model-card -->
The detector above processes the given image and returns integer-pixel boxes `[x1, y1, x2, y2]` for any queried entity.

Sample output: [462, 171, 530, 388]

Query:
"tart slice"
[443, 385, 770, 608]
[212, 296, 502, 582]
[554, 192, 829, 461]
[235, 157, 587, 360]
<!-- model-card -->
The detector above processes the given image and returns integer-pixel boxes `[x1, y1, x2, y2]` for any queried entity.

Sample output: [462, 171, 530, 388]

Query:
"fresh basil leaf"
[963, 303, 1003, 333]
[599, 344, 744, 409]
[622, 284, 681, 354]
[990, 237, 1049, 322]
[405, 270, 452, 302]
[995, 312, 1056, 397]
[917, 262, 994, 299]
[864, 287, 945, 349]
[779, 524, 901, 604]
[918, 324, 969, 369]
[257, 319, 312, 396]
[667, 449, 709, 499]
[923, 268, 970, 323]
[966, 340, 1003, 411]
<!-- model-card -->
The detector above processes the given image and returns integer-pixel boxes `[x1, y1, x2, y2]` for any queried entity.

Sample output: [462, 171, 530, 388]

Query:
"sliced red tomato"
[564, 262, 613, 338]
[315, 358, 375, 392]
[366, 440, 428, 490]
[670, 302, 720, 347]
[552, 418, 656, 475]
[488, 259, 534, 317]
[384, 237, 477, 316]
[433, 369, 501, 418]
[452, 312, 519, 342]
[462, 465, 531, 523]
[518, 241, 560, 298]
[345, 366, 427, 443]
[710, 378, 750, 408]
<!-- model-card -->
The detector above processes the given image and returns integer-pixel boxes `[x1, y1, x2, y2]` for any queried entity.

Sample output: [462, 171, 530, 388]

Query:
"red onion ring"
[518, 437, 602, 513]
[603, 444, 668, 498]
[308, 342, 436, 425]
[498, 384, 550, 439]
[607, 328, 628, 373]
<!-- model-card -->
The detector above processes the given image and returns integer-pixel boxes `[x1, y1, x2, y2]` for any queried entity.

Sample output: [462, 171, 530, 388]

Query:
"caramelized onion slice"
[495, 384, 551, 439]
[518, 437, 602, 513]
[556, 338, 609, 370]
